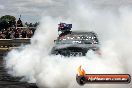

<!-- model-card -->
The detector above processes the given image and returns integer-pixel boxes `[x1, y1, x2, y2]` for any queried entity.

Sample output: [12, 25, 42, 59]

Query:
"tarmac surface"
[0, 58, 38, 88]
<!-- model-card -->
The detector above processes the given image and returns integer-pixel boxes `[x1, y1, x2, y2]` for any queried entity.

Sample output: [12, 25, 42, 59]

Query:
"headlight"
[67, 37, 70, 39]
[94, 41, 97, 44]
[71, 37, 73, 39]
[77, 36, 80, 39]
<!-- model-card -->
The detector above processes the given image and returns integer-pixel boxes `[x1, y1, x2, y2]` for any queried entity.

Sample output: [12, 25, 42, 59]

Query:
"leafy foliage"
[0, 15, 16, 30]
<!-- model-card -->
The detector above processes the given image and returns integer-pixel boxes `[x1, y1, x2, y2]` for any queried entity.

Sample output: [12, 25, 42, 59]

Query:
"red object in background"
[76, 66, 131, 85]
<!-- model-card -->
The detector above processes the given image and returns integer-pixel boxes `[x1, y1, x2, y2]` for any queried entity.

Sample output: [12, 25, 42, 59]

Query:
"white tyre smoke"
[5, 0, 132, 88]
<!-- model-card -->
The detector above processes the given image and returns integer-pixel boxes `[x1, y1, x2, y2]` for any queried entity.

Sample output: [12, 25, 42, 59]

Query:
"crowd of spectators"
[0, 28, 34, 39]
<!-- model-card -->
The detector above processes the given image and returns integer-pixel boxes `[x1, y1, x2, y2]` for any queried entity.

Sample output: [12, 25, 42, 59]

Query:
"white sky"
[0, 0, 132, 22]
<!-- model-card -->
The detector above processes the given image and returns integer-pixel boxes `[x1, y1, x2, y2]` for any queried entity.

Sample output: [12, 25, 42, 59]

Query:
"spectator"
[5, 29, 11, 39]
[0, 31, 5, 39]
[14, 29, 19, 38]
[27, 29, 33, 38]
[0, 27, 34, 39]
[21, 30, 27, 38]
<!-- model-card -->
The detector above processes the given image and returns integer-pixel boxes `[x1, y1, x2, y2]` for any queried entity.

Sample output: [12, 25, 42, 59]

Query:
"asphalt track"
[0, 57, 38, 88]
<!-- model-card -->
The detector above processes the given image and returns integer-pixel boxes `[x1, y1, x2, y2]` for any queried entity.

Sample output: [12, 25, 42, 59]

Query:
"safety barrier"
[0, 39, 30, 59]
[0, 38, 30, 48]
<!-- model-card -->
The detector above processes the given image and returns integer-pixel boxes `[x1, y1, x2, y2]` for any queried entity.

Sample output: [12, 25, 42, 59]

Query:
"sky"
[0, 0, 132, 22]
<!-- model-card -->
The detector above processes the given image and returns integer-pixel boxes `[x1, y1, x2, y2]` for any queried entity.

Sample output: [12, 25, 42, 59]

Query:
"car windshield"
[55, 33, 98, 44]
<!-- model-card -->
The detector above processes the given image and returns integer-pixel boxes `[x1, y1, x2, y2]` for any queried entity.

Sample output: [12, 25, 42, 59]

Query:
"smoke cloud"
[4, 0, 132, 88]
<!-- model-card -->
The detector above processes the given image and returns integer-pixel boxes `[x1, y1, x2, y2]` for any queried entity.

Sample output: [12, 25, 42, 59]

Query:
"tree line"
[0, 15, 39, 30]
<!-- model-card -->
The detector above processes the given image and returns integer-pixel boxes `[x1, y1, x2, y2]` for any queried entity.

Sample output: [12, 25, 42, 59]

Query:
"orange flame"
[77, 65, 86, 76]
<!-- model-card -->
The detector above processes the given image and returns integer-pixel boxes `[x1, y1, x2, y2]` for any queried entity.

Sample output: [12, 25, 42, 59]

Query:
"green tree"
[25, 22, 28, 27]
[34, 22, 39, 27]
[0, 20, 9, 30]
[29, 23, 33, 27]
[0, 15, 16, 22]
[0, 15, 16, 30]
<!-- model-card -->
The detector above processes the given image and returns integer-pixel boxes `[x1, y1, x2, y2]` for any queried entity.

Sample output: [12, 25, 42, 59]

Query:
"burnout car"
[51, 23, 100, 56]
